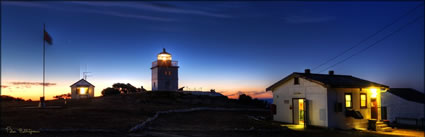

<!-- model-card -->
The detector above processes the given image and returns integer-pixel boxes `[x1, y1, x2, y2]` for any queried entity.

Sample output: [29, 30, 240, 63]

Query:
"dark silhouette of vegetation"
[102, 83, 146, 96]
[238, 94, 252, 103]
[140, 86, 147, 92]
[113, 83, 145, 94]
[0, 95, 24, 102]
[53, 93, 71, 100]
[101, 87, 120, 96]
[238, 94, 269, 108]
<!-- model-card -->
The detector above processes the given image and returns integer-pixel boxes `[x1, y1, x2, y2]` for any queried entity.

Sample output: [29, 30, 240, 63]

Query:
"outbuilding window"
[77, 87, 88, 95]
[360, 93, 367, 108]
[345, 93, 353, 108]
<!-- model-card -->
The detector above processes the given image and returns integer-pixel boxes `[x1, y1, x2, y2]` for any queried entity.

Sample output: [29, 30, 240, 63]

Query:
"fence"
[395, 117, 425, 129]
[152, 61, 178, 67]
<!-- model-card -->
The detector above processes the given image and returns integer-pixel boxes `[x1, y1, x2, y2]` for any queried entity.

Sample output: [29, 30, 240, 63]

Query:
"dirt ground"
[141, 111, 421, 137]
[1, 93, 423, 137]
[1, 92, 235, 132]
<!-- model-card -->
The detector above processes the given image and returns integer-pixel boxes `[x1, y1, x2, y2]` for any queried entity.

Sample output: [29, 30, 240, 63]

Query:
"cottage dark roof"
[70, 79, 95, 87]
[387, 88, 425, 104]
[266, 72, 389, 91]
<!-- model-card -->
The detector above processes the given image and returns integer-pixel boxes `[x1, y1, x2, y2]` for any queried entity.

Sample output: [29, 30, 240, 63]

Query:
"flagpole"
[43, 24, 46, 99]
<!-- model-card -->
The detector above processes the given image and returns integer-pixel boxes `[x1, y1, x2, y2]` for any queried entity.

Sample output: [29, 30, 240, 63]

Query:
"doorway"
[292, 98, 305, 125]
[371, 98, 378, 119]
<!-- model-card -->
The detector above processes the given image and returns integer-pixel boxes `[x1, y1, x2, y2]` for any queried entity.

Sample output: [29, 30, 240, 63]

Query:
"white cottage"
[381, 88, 424, 126]
[70, 79, 95, 99]
[267, 69, 390, 130]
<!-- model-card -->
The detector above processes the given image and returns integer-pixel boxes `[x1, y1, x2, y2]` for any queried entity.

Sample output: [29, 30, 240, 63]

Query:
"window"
[360, 93, 367, 108]
[164, 71, 172, 76]
[294, 77, 299, 85]
[345, 93, 352, 108]
[335, 102, 342, 112]
[77, 87, 88, 95]
[271, 104, 276, 114]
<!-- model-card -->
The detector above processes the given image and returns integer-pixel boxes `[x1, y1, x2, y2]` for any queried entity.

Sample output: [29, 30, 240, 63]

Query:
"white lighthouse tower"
[151, 48, 179, 91]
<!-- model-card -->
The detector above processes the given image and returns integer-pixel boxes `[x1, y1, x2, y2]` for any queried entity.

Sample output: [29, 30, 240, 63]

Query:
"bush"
[112, 83, 138, 94]
[238, 94, 253, 104]
[238, 94, 268, 108]
[101, 87, 120, 96]
[53, 93, 71, 100]
[0, 95, 24, 102]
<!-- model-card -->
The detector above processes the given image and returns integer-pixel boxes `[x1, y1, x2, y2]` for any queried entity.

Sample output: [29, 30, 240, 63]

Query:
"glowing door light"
[79, 87, 88, 95]
[299, 99, 304, 125]
[370, 88, 377, 98]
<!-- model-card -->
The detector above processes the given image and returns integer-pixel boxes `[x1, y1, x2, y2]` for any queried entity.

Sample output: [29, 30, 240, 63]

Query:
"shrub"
[101, 87, 120, 96]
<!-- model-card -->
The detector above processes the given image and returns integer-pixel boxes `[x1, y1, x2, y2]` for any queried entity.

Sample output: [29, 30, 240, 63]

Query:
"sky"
[1, 1, 424, 100]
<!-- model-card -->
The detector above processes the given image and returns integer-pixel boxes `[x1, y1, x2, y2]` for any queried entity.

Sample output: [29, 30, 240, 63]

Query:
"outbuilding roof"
[266, 72, 389, 91]
[70, 79, 95, 87]
[387, 88, 425, 104]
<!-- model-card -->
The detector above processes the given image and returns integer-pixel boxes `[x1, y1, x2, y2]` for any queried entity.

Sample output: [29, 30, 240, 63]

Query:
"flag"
[44, 30, 52, 45]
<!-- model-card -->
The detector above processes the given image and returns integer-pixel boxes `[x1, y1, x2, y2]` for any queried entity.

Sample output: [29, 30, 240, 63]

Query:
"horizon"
[1, 1, 424, 101]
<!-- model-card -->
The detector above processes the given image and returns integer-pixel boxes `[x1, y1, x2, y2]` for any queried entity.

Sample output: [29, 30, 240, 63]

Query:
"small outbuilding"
[267, 69, 390, 130]
[70, 79, 95, 99]
[381, 88, 424, 127]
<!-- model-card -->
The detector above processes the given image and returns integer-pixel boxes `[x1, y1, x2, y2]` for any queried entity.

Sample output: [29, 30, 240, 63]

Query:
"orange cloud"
[10, 82, 56, 87]
[221, 91, 272, 99]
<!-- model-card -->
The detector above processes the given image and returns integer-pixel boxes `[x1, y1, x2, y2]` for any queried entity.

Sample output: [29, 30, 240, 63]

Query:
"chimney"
[329, 70, 334, 75]
[305, 69, 311, 74]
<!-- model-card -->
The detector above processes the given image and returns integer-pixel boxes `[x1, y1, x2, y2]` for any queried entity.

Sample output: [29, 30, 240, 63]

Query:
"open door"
[292, 98, 305, 125]
[371, 99, 378, 119]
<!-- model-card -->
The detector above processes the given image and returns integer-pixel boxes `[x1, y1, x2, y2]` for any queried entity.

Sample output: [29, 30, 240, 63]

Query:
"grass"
[2, 92, 419, 137]
[1, 92, 251, 132]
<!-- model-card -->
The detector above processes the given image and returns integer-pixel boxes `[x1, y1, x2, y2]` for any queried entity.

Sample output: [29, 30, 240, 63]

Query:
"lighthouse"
[151, 48, 179, 91]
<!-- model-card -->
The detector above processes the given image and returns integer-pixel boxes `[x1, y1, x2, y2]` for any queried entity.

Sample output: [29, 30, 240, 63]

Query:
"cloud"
[222, 91, 267, 97]
[1, 1, 47, 8]
[10, 82, 56, 87]
[283, 15, 335, 24]
[2, 1, 175, 22]
[70, 2, 230, 18]
[1, 85, 8, 88]
[79, 8, 175, 22]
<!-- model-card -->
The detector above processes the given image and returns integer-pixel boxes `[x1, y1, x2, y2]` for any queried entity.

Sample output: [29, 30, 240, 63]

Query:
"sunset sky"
[1, 1, 424, 100]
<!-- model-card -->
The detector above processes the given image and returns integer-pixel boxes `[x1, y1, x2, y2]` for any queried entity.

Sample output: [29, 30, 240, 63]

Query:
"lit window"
[360, 93, 367, 108]
[345, 93, 352, 108]
[78, 87, 88, 95]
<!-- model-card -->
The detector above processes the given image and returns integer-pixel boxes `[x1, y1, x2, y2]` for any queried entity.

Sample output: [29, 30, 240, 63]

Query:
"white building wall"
[381, 92, 424, 122]
[272, 77, 328, 127]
